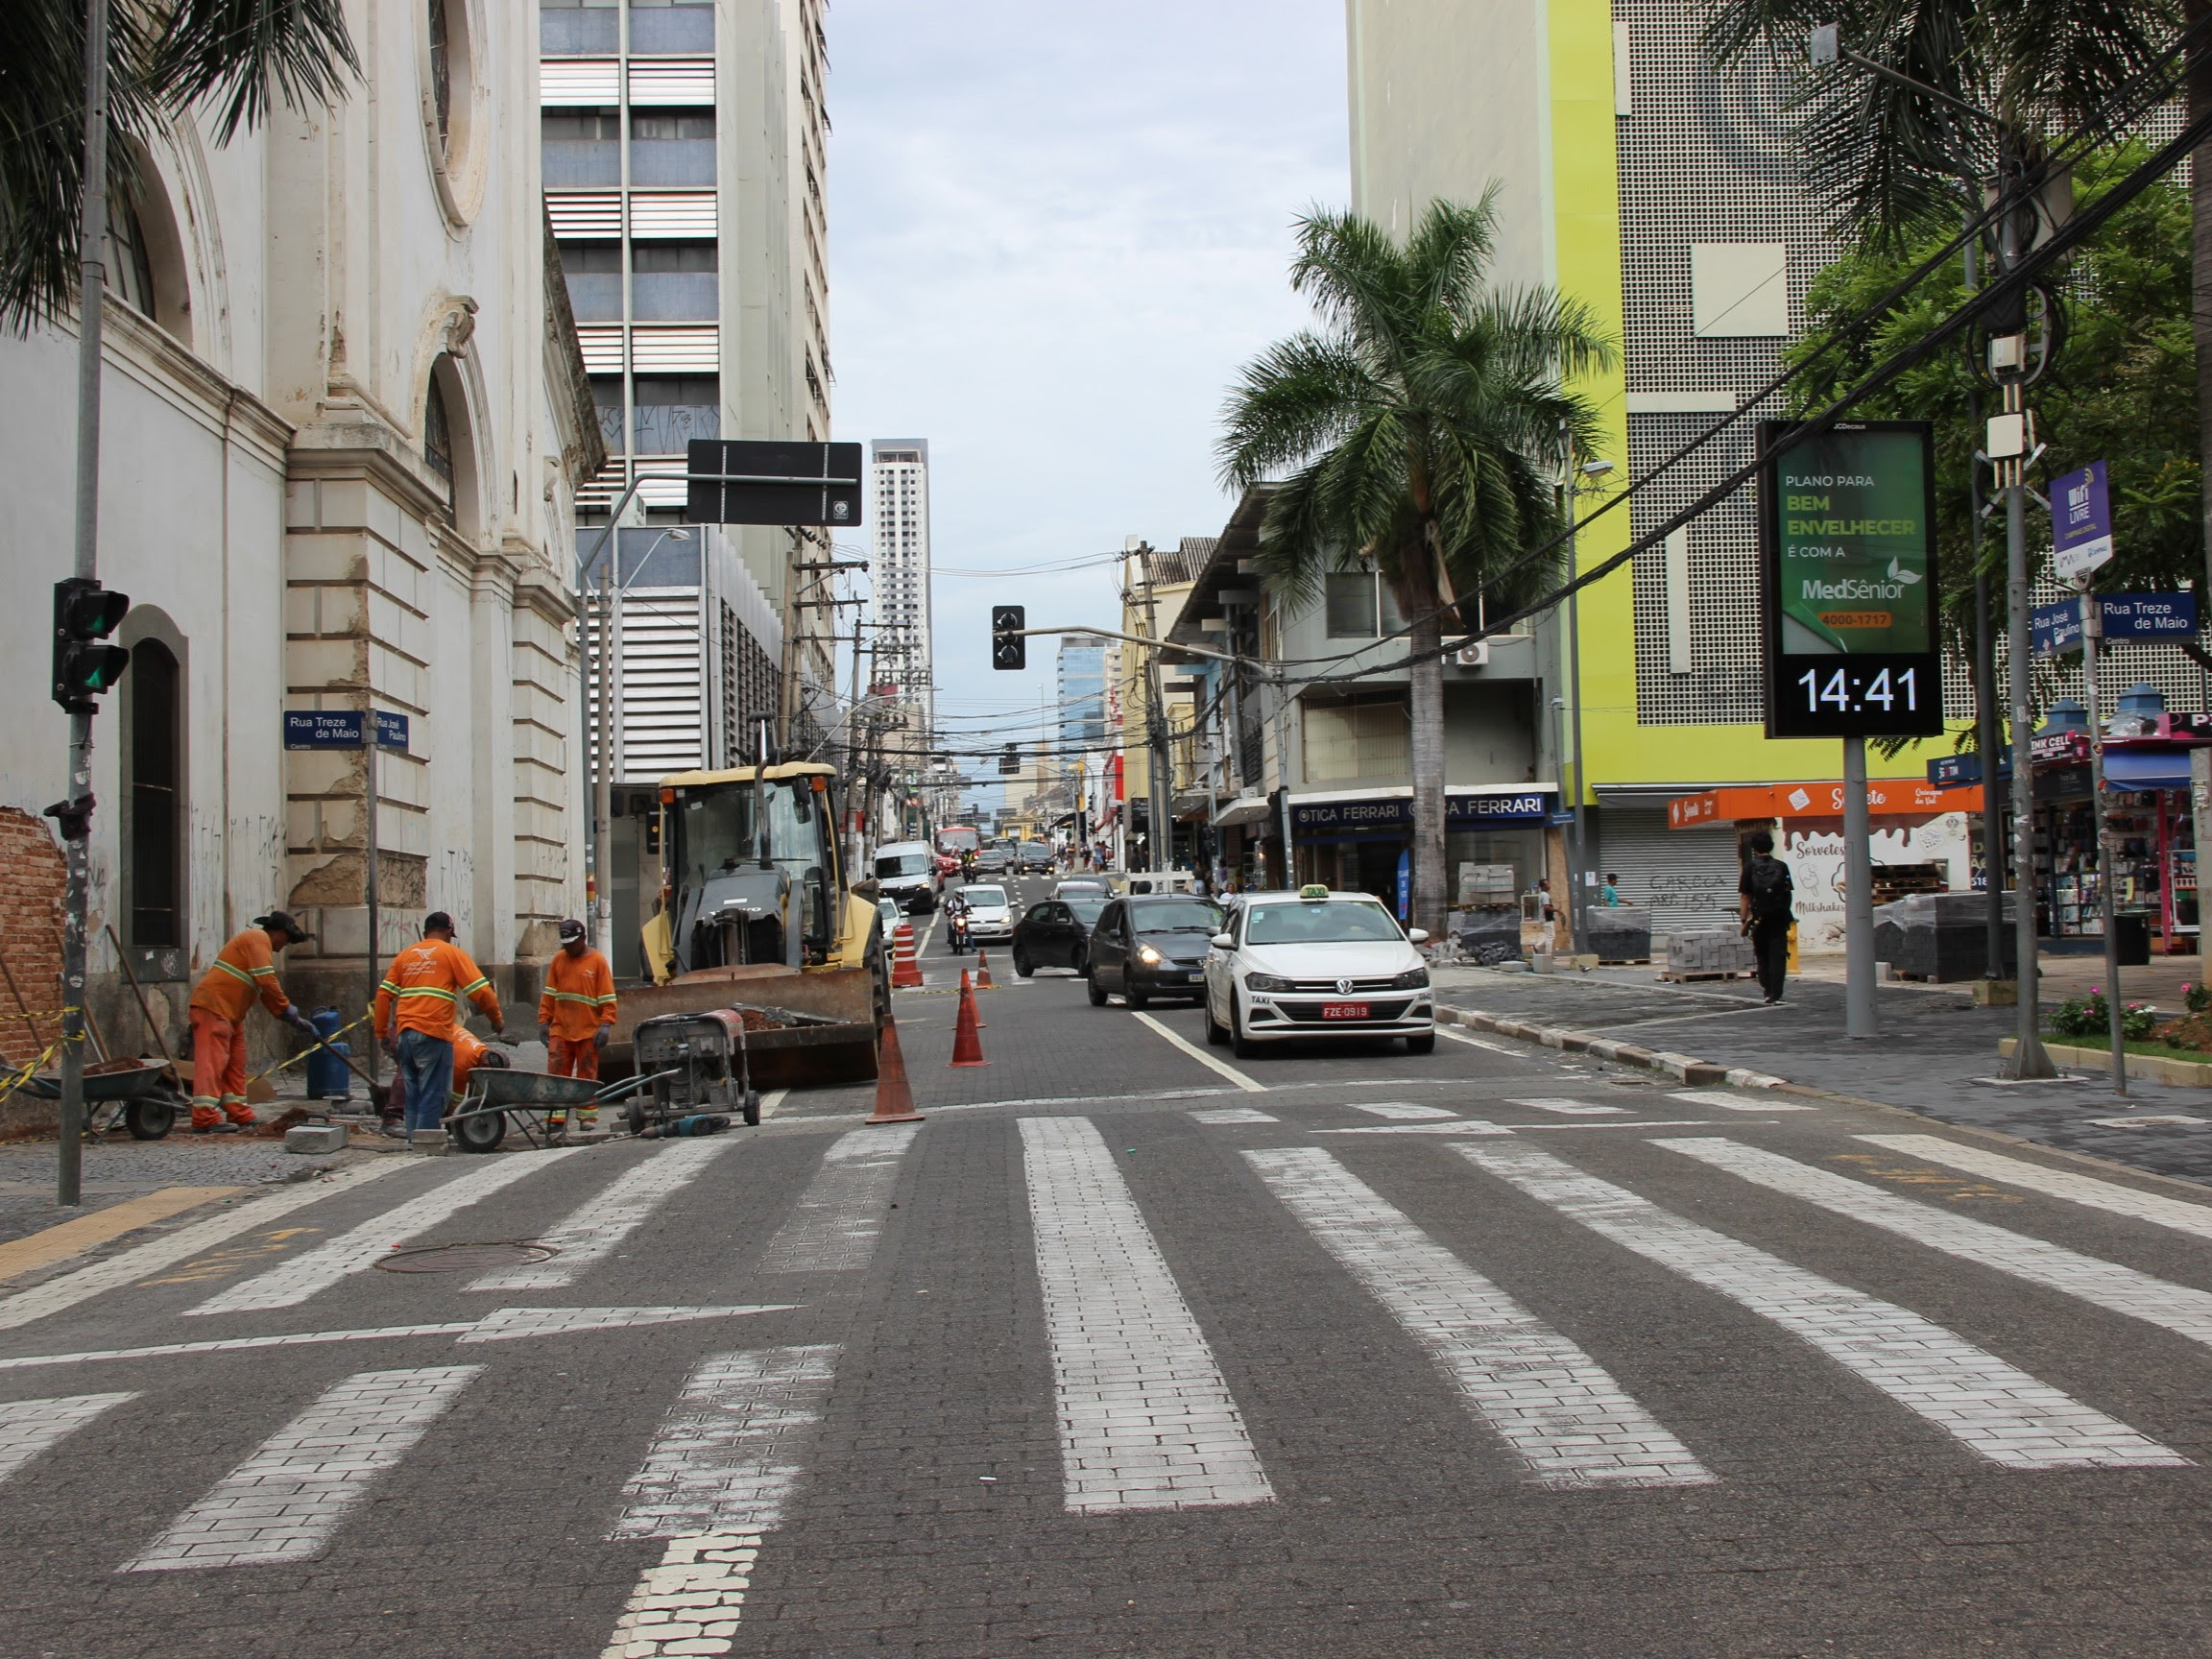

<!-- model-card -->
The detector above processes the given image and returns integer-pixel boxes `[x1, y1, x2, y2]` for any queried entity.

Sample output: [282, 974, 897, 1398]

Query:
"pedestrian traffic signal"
[51, 578, 131, 712]
[991, 605, 1026, 671]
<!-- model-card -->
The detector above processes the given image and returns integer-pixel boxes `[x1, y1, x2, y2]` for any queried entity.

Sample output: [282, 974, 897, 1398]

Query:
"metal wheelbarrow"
[443, 1067, 662, 1154]
[14, 1058, 185, 1141]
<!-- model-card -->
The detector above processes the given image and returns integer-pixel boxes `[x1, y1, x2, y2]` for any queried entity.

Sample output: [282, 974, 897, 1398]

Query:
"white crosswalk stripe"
[757, 1125, 921, 1273]
[187, 1152, 583, 1315]
[468, 1140, 734, 1292]
[1856, 1135, 2212, 1241]
[1671, 1090, 1815, 1113]
[0, 1164, 403, 1334]
[0, 1392, 136, 1486]
[1507, 1097, 1629, 1117]
[1661, 1138, 2212, 1353]
[1021, 1116, 1274, 1513]
[124, 1365, 482, 1570]
[1457, 1141, 2183, 1470]
[1189, 1108, 1278, 1125]
[1349, 1102, 1457, 1119]
[1245, 1147, 1712, 1488]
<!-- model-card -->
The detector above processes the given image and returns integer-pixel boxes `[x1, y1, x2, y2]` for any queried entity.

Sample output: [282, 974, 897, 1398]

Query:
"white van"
[872, 841, 940, 912]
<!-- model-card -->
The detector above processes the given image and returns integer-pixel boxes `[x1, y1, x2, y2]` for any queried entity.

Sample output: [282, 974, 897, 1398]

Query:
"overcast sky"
[825, 0, 1349, 800]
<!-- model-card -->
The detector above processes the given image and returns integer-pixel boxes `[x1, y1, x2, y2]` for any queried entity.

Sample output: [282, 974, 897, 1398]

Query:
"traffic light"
[998, 743, 1019, 775]
[991, 605, 1026, 671]
[51, 578, 131, 712]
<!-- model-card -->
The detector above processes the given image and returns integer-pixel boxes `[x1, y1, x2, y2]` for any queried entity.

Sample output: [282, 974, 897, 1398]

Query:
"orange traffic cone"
[867, 1015, 925, 1123]
[961, 967, 985, 1027]
[892, 922, 924, 989]
[974, 949, 996, 990]
[949, 974, 988, 1068]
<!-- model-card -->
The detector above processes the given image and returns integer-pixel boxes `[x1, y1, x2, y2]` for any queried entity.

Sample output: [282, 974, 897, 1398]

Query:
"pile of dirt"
[2151, 1011, 2212, 1053]
[243, 1106, 313, 1139]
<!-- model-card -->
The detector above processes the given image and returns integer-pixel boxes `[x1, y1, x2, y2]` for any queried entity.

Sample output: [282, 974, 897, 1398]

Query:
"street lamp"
[1564, 456, 1612, 959]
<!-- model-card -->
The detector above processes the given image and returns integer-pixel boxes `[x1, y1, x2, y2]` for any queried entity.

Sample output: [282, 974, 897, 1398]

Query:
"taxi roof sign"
[1299, 883, 1330, 900]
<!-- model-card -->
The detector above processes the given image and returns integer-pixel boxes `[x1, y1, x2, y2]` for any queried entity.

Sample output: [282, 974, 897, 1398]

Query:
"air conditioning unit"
[1454, 639, 1489, 668]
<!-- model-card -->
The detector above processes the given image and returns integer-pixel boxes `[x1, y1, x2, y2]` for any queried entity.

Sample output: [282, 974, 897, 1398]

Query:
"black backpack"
[1745, 855, 1791, 922]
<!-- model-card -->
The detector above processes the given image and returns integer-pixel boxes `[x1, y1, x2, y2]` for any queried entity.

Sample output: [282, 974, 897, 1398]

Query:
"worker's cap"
[558, 919, 588, 944]
[422, 911, 456, 935]
[254, 911, 314, 943]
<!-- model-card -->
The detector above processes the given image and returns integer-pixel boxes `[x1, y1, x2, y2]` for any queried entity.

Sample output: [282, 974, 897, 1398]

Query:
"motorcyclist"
[943, 887, 973, 954]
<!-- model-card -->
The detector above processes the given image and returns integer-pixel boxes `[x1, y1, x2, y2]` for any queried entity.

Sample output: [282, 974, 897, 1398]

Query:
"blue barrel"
[304, 1006, 350, 1100]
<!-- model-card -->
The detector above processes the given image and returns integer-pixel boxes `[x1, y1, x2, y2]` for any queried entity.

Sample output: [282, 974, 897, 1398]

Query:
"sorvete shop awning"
[1667, 780, 1983, 828]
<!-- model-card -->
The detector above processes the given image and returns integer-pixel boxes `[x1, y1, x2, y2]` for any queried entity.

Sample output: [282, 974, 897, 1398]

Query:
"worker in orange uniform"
[184, 912, 319, 1133]
[447, 1029, 510, 1114]
[374, 910, 505, 1147]
[538, 918, 617, 1135]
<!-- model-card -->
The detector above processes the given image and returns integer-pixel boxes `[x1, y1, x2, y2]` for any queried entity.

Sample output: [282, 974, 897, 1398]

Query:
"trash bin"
[2114, 912, 2152, 968]
[304, 1005, 350, 1100]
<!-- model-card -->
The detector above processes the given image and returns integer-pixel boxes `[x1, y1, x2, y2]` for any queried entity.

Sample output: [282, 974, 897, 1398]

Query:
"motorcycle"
[947, 909, 971, 954]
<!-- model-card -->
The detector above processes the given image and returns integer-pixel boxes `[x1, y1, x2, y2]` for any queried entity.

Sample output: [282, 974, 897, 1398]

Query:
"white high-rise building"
[869, 441, 934, 766]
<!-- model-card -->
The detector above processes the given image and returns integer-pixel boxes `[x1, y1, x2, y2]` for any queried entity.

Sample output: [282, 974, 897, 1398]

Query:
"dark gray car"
[1085, 895, 1225, 1008]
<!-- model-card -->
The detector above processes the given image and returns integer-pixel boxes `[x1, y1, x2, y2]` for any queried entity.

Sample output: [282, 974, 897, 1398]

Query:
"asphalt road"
[6, 874, 2212, 1655]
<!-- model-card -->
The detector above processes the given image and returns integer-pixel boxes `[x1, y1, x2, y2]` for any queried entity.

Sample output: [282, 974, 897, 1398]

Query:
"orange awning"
[1668, 781, 1983, 829]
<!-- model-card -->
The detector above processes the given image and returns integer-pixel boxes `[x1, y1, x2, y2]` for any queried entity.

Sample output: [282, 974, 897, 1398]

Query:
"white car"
[1203, 885, 1433, 1056]
[959, 883, 1017, 944]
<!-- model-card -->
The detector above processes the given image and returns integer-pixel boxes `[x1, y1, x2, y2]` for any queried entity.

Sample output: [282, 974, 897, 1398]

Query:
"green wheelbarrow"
[13, 1058, 186, 1141]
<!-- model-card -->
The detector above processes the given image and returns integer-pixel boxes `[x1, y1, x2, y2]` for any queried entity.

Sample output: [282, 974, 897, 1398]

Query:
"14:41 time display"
[1795, 665, 1919, 713]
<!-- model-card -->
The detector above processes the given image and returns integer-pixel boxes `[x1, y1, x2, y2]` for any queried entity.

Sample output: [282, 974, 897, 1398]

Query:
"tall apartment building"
[1343, 0, 2003, 944]
[1057, 636, 1109, 751]
[540, 0, 837, 756]
[869, 441, 935, 771]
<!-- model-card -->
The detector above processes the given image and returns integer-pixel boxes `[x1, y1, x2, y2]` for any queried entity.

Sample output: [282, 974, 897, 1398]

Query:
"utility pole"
[1132, 541, 1173, 874]
[58, 0, 113, 1207]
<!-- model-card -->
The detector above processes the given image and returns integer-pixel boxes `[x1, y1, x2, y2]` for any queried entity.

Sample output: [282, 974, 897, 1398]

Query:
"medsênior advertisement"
[1773, 426, 1934, 655]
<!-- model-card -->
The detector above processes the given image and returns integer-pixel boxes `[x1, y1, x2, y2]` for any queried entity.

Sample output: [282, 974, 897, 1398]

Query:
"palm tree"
[1217, 196, 1615, 936]
[2, 0, 359, 329]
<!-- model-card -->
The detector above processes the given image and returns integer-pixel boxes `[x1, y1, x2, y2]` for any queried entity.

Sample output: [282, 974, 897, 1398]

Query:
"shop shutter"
[1596, 809, 1742, 941]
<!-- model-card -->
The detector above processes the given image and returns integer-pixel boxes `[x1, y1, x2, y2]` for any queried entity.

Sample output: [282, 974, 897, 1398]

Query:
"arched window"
[109, 198, 158, 318]
[103, 148, 192, 346]
[428, 0, 453, 154]
[123, 639, 183, 950]
[424, 373, 454, 493]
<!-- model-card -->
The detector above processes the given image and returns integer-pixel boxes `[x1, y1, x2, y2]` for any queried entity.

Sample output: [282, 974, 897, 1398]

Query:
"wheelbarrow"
[13, 1058, 186, 1141]
[443, 1067, 666, 1154]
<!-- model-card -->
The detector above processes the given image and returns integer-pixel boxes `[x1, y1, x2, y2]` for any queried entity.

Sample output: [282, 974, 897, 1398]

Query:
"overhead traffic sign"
[685, 440, 863, 527]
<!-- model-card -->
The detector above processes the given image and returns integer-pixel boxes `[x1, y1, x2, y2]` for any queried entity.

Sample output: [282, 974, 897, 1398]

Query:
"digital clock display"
[1758, 420, 1943, 739]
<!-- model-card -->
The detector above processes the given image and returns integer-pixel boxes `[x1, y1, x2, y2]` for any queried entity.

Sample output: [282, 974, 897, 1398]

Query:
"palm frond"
[1215, 331, 1382, 492]
[153, 0, 361, 143]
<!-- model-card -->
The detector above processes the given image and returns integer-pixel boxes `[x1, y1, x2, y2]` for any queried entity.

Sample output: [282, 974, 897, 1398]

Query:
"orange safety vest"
[538, 947, 617, 1041]
[188, 928, 293, 1024]
[374, 939, 501, 1042]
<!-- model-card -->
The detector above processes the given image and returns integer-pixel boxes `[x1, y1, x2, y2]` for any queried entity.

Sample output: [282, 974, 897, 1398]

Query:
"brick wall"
[0, 808, 65, 1062]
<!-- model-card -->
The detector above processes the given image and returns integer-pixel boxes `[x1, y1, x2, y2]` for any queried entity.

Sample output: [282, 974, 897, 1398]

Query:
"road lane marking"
[1459, 1141, 2182, 1470]
[467, 1140, 734, 1291]
[124, 1365, 483, 1570]
[1661, 1138, 2212, 1352]
[1316, 1123, 1515, 1137]
[1350, 1102, 1457, 1119]
[1856, 1135, 2212, 1239]
[1507, 1097, 1630, 1117]
[1671, 1090, 1816, 1113]
[757, 1089, 789, 1119]
[757, 1125, 921, 1273]
[1245, 1147, 1712, 1488]
[598, 1346, 841, 1655]
[0, 1306, 791, 1373]
[0, 1164, 404, 1334]
[610, 1345, 840, 1539]
[0, 1189, 244, 1286]
[1433, 1027, 1525, 1055]
[0, 1392, 137, 1485]
[1130, 1011, 1266, 1093]
[1020, 1117, 1274, 1512]
[1189, 1108, 1279, 1125]
[187, 1151, 583, 1315]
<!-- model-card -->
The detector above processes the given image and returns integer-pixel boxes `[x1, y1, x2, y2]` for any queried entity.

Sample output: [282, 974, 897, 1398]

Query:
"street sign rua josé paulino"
[1756, 420, 1943, 740]
[685, 440, 863, 528]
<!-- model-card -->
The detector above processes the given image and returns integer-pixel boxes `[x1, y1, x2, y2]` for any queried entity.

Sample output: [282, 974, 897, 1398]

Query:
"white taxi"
[1203, 885, 1433, 1057]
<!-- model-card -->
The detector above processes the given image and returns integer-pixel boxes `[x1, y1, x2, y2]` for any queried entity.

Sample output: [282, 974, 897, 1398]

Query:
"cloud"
[826, 0, 1348, 799]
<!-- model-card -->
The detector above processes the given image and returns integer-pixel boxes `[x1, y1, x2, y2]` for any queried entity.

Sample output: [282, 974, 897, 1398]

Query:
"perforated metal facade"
[1615, 3, 1827, 728]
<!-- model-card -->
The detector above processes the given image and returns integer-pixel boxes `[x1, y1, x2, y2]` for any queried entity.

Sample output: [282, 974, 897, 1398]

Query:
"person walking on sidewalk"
[184, 913, 320, 1133]
[1739, 831, 1795, 1005]
[374, 911, 505, 1146]
[538, 919, 616, 1135]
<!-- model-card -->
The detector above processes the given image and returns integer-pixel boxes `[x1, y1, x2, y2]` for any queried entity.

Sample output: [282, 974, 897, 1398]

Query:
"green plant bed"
[2041, 1030, 2212, 1065]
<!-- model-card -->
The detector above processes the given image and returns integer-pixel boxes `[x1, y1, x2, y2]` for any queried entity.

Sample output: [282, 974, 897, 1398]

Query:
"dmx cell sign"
[1757, 420, 1942, 739]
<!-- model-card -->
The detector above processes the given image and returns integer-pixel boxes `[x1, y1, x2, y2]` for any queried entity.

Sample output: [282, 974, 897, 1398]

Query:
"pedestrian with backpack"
[1739, 830, 1794, 1005]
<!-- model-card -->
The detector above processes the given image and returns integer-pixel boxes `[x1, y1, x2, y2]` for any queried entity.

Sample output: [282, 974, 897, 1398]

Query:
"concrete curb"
[1436, 1004, 1781, 1091]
